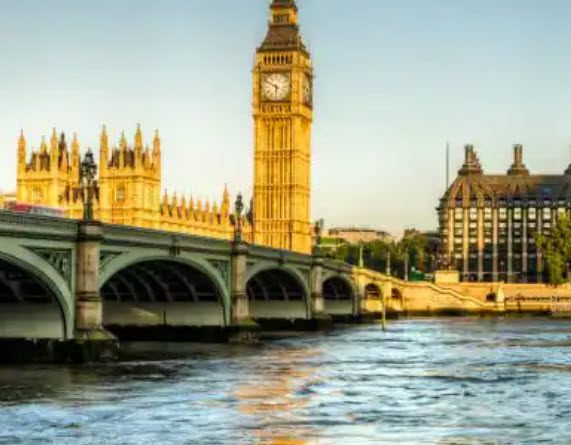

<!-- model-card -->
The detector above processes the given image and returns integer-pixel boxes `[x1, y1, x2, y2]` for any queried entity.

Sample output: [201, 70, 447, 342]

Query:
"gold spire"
[40, 135, 47, 153]
[153, 129, 161, 153]
[135, 123, 143, 150]
[50, 128, 58, 156]
[71, 133, 80, 156]
[120, 131, 127, 150]
[100, 125, 109, 151]
[18, 130, 26, 156]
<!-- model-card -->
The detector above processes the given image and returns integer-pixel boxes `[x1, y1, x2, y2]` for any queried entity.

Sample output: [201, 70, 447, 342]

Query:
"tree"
[536, 214, 571, 286]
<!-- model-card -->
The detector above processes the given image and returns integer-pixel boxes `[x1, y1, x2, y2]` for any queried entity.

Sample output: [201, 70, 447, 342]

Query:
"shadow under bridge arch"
[101, 259, 227, 334]
[322, 276, 356, 317]
[361, 282, 384, 316]
[246, 268, 309, 321]
[0, 255, 69, 340]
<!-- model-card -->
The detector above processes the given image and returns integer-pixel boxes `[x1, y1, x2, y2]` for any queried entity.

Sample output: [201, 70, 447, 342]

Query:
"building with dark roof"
[438, 144, 571, 283]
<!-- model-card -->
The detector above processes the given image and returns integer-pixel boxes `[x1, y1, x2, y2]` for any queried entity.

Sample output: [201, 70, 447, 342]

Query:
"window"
[32, 188, 42, 203]
[469, 208, 477, 220]
[528, 208, 536, 220]
[273, 14, 289, 24]
[543, 208, 551, 220]
[514, 208, 522, 220]
[115, 186, 126, 203]
[499, 208, 507, 220]
[455, 208, 463, 219]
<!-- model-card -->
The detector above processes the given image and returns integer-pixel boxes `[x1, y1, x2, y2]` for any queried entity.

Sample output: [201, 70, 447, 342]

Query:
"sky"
[1, 0, 571, 235]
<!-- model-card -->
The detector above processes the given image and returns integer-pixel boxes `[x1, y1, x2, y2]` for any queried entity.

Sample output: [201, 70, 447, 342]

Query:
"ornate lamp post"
[81, 149, 97, 221]
[386, 251, 391, 276]
[234, 193, 244, 244]
[313, 219, 324, 255]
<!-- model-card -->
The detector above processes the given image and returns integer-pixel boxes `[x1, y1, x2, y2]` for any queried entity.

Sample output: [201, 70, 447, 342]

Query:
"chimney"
[508, 144, 529, 176]
[459, 144, 483, 175]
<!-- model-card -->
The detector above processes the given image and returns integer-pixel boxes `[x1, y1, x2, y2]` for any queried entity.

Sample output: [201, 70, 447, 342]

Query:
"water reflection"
[0, 319, 570, 444]
[234, 348, 319, 444]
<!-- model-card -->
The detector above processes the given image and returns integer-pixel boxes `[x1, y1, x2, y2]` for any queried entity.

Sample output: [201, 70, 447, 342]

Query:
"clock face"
[262, 73, 290, 101]
[303, 73, 313, 106]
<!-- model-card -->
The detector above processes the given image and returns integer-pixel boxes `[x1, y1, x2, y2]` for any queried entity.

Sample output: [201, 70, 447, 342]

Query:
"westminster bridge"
[3, 209, 563, 362]
[0, 210, 407, 360]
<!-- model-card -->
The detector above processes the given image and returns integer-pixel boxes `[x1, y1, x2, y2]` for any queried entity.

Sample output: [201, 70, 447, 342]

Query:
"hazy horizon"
[2, 0, 571, 236]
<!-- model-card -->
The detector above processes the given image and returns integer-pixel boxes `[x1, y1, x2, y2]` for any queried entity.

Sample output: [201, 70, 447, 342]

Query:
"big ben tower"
[253, 0, 313, 254]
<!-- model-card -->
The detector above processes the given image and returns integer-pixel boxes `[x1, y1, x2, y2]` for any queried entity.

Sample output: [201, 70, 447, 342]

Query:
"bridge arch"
[0, 250, 72, 340]
[322, 274, 357, 318]
[357, 282, 384, 316]
[246, 265, 310, 320]
[364, 283, 382, 300]
[100, 255, 230, 330]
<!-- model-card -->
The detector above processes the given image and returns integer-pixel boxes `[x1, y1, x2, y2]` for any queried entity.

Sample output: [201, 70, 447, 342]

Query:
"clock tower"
[253, 0, 313, 254]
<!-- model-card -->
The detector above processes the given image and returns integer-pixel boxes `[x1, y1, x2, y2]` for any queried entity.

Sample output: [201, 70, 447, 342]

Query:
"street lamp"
[234, 193, 244, 244]
[313, 219, 324, 254]
[81, 149, 97, 221]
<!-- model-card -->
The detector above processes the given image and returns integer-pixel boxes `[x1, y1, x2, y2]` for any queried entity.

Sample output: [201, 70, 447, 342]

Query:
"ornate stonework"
[16, 126, 253, 243]
[252, 0, 313, 254]
[14, 1, 315, 253]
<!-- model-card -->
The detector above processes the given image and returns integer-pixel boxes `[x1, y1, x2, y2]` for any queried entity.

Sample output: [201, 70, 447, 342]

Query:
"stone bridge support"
[229, 240, 258, 341]
[310, 253, 333, 328]
[73, 221, 118, 360]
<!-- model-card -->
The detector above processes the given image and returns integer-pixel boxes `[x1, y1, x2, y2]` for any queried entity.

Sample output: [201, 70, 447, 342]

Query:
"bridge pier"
[71, 221, 118, 361]
[229, 241, 259, 342]
[311, 253, 334, 329]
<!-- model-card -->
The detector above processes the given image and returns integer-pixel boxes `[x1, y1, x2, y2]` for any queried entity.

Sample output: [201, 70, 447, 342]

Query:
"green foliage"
[322, 230, 431, 279]
[536, 214, 571, 286]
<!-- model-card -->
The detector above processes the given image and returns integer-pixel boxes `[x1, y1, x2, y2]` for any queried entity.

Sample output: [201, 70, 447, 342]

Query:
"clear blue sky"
[1, 0, 571, 235]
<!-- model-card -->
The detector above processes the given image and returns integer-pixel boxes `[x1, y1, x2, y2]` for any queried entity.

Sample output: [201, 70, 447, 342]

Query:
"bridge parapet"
[0, 212, 388, 361]
[0, 210, 78, 240]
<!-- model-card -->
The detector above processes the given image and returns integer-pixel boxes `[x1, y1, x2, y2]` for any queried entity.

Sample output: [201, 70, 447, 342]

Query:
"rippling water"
[1, 318, 571, 444]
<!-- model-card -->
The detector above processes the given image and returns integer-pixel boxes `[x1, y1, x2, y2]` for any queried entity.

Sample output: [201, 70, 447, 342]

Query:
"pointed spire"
[40, 135, 48, 153]
[262, 0, 304, 52]
[271, 0, 298, 13]
[135, 123, 143, 150]
[120, 131, 127, 151]
[50, 128, 58, 157]
[100, 125, 109, 151]
[71, 133, 80, 157]
[153, 129, 161, 153]
[161, 190, 169, 213]
[17, 130, 26, 160]
[143, 145, 151, 168]
[221, 184, 230, 217]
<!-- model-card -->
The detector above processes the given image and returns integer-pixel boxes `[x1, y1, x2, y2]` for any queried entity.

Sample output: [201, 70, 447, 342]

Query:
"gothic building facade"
[13, 0, 313, 253]
[439, 144, 571, 283]
[16, 126, 252, 242]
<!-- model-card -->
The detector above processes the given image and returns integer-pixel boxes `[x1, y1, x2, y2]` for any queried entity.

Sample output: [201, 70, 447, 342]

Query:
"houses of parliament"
[3, 0, 313, 254]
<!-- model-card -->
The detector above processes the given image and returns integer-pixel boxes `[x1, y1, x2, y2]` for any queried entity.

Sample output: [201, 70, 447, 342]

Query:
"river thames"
[0, 318, 570, 444]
